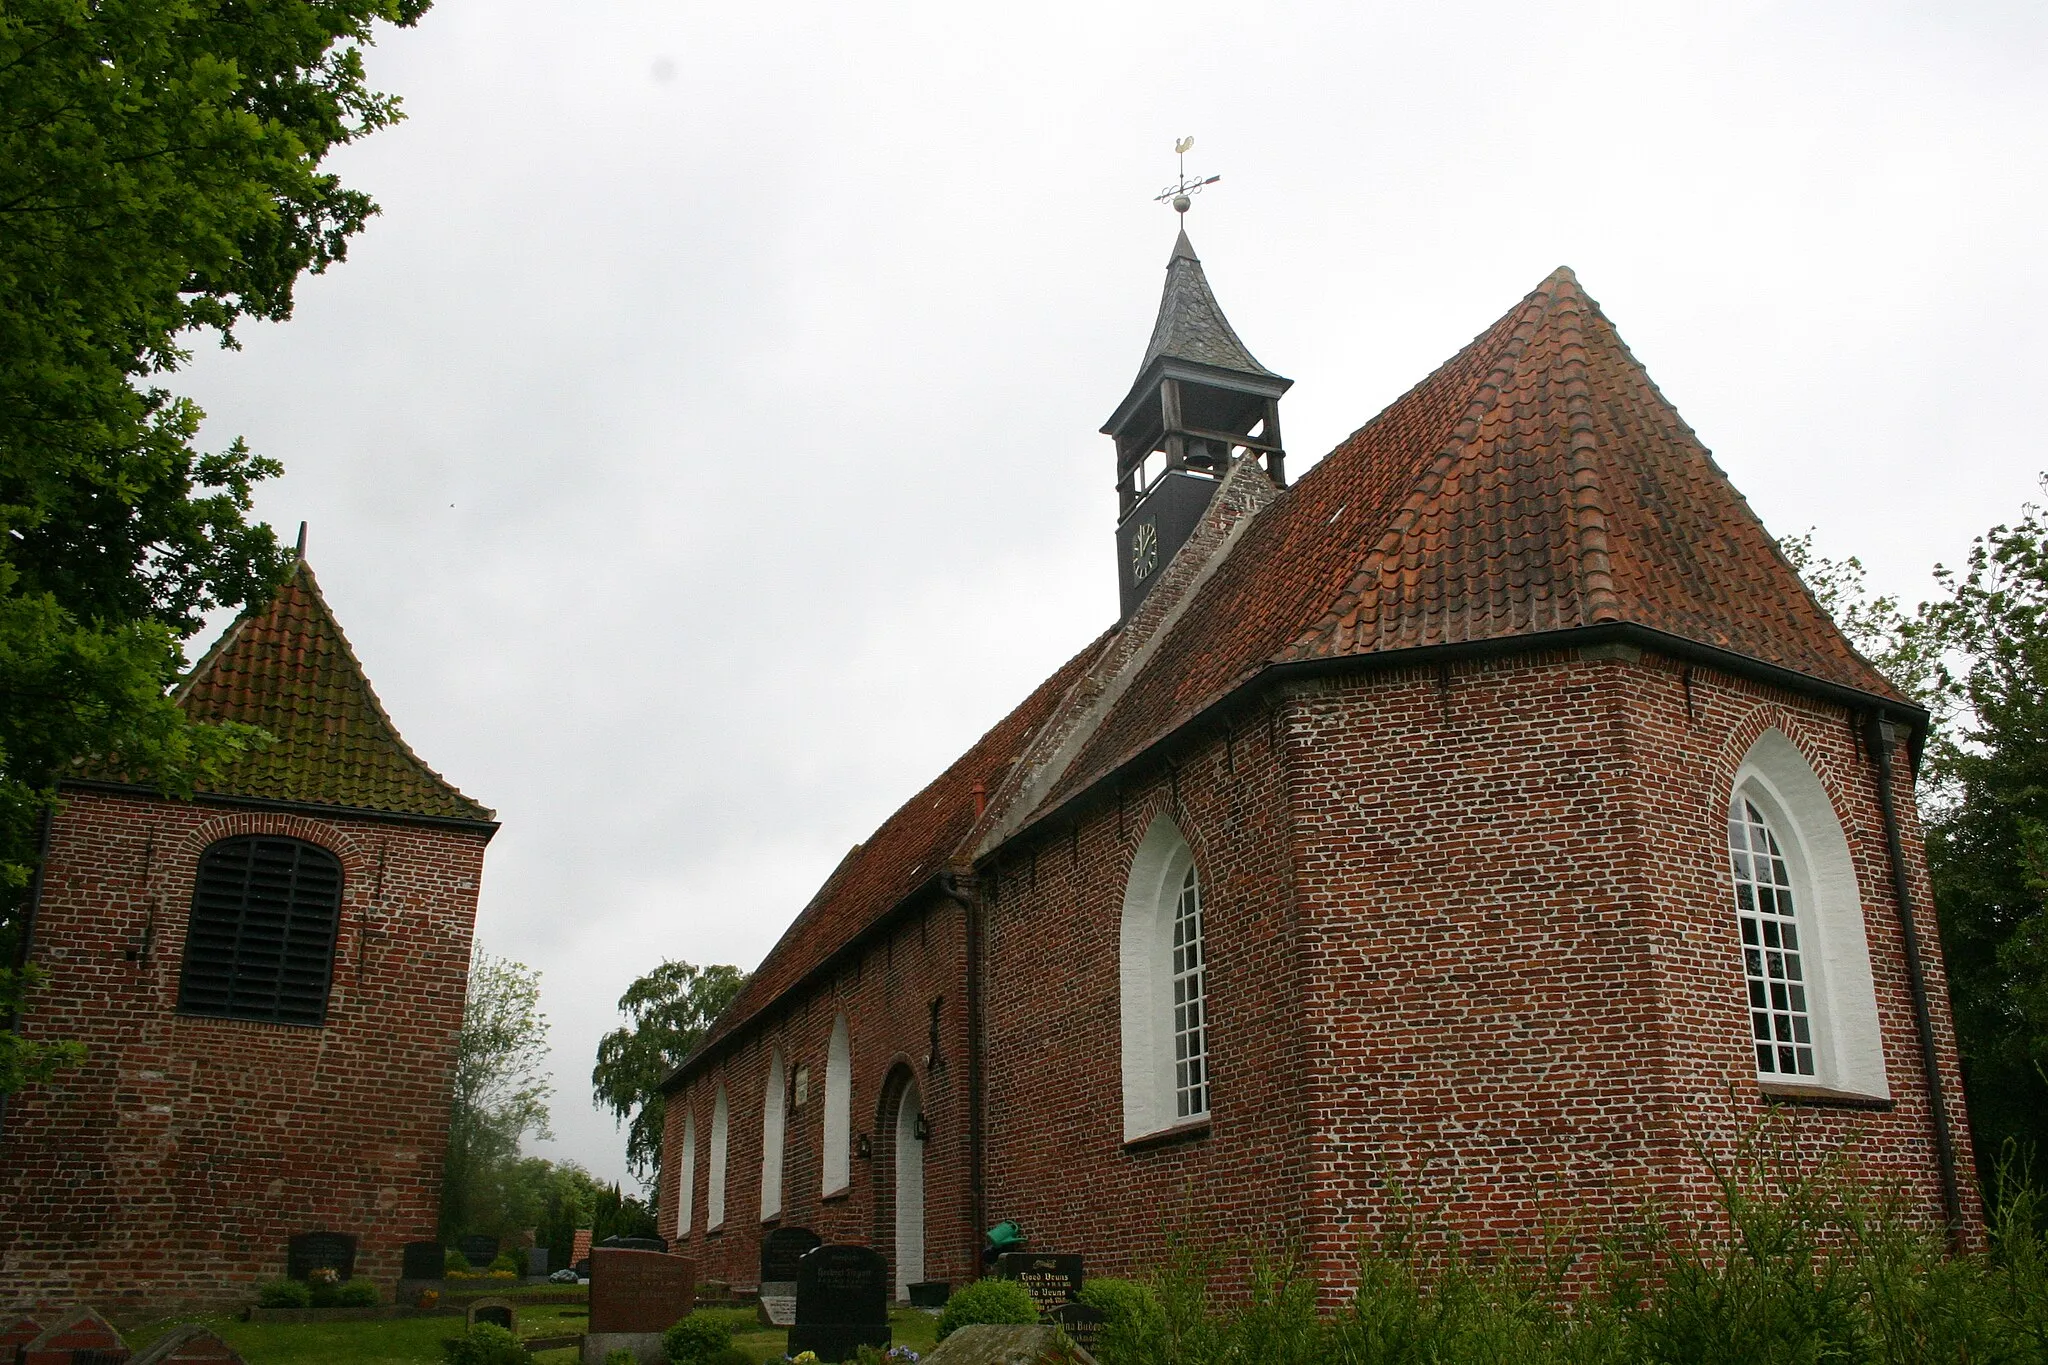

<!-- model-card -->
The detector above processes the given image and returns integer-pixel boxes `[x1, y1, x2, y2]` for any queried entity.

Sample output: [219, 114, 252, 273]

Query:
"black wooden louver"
[177, 836, 343, 1026]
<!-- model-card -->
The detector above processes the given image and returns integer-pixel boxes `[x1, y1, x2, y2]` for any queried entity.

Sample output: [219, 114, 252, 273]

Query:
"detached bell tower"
[1104, 224, 1291, 621]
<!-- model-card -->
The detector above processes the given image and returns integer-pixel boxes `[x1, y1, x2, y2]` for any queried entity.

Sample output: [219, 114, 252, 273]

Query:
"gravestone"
[401, 1241, 446, 1281]
[466, 1298, 517, 1334]
[128, 1324, 245, 1365]
[789, 1244, 891, 1362]
[1046, 1303, 1107, 1354]
[758, 1226, 822, 1326]
[921, 1324, 1100, 1365]
[909, 1280, 952, 1309]
[527, 1246, 551, 1278]
[996, 1252, 1084, 1314]
[19, 1307, 128, 1365]
[287, 1230, 358, 1282]
[459, 1234, 501, 1269]
[585, 1246, 696, 1365]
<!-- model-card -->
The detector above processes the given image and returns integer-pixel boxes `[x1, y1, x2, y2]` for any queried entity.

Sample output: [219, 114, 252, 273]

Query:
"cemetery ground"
[117, 1301, 942, 1364]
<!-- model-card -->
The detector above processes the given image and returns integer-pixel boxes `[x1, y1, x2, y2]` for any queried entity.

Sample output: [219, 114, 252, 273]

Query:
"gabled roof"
[681, 263, 1906, 1074]
[1041, 266, 1905, 808]
[683, 634, 1107, 1066]
[167, 558, 494, 823]
[1139, 228, 1280, 380]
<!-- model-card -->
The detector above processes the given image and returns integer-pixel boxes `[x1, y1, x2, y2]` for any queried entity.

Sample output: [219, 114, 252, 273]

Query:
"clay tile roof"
[1040, 266, 1904, 809]
[1137, 228, 1280, 380]
[168, 558, 494, 823]
[682, 633, 1107, 1068]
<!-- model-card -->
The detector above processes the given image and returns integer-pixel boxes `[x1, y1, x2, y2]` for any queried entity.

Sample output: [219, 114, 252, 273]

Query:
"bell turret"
[1104, 228, 1291, 620]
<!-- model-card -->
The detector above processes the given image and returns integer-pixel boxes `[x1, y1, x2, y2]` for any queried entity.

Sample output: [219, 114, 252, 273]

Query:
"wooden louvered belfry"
[176, 835, 344, 1027]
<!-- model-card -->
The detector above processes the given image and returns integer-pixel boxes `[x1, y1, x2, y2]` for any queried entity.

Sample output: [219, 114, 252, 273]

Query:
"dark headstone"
[762, 1226, 823, 1281]
[287, 1230, 358, 1282]
[996, 1252, 1084, 1314]
[465, 1299, 516, 1333]
[1047, 1302, 1107, 1353]
[459, 1234, 500, 1269]
[908, 1281, 951, 1309]
[588, 1247, 697, 1334]
[526, 1246, 550, 1278]
[401, 1241, 445, 1281]
[790, 1244, 890, 1362]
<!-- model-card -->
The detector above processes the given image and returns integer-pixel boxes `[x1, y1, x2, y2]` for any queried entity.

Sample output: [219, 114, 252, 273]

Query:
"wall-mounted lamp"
[855, 1133, 873, 1160]
[914, 1115, 931, 1143]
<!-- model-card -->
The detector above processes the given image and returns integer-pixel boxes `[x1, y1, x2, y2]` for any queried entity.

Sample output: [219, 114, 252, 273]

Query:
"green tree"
[443, 952, 554, 1240]
[592, 960, 747, 1187]
[0, 0, 432, 1084]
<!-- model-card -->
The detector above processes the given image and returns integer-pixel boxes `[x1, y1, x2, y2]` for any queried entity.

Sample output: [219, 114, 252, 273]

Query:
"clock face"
[1130, 519, 1160, 585]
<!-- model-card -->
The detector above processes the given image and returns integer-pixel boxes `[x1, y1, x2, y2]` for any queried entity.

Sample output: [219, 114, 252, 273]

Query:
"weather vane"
[1155, 136, 1220, 215]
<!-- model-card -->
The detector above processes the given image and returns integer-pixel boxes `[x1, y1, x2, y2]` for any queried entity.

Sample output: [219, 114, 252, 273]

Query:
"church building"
[0, 556, 496, 1310]
[660, 228, 1977, 1300]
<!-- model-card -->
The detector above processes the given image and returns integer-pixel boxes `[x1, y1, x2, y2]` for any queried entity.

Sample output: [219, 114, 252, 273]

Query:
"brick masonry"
[664, 644, 1977, 1300]
[0, 787, 490, 1312]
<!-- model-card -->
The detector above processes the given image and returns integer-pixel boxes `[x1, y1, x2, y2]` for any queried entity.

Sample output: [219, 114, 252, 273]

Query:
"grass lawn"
[124, 1303, 941, 1364]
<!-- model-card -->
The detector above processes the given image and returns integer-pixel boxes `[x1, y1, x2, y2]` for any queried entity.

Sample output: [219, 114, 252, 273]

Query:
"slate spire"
[1139, 227, 1280, 380]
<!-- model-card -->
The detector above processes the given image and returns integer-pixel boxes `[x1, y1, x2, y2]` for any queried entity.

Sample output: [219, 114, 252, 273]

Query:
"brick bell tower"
[1103, 226, 1291, 621]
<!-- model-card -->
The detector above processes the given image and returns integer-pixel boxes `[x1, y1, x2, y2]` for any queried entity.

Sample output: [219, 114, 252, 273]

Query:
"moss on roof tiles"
[170, 558, 494, 822]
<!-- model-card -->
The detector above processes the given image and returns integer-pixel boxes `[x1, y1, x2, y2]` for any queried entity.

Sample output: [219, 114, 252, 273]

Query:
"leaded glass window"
[1730, 800, 1814, 1077]
[1171, 865, 1208, 1118]
[178, 835, 342, 1026]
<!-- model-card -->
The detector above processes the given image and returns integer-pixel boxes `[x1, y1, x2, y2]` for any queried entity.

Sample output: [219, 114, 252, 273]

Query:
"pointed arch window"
[1120, 814, 1211, 1141]
[677, 1105, 697, 1236]
[1726, 730, 1889, 1100]
[178, 835, 343, 1026]
[761, 1051, 787, 1220]
[822, 1014, 852, 1196]
[707, 1084, 729, 1230]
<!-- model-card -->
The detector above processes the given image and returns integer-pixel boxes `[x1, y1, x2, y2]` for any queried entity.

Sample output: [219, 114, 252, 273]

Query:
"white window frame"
[677, 1105, 697, 1236]
[1120, 814, 1210, 1141]
[1727, 729, 1889, 1101]
[822, 1014, 852, 1196]
[707, 1083, 729, 1230]
[761, 1050, 787, 1221]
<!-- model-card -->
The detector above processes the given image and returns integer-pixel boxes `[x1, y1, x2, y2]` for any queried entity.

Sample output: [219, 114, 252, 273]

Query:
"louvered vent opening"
[178, 836, 343, 1026]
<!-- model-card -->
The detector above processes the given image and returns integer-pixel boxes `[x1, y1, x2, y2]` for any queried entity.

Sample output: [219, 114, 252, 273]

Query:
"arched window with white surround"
[1119, 813, 1210, 1141]
[761, 1050, 787, 1220]
[677, 1105, 696, 1236]
[707, 1084, 729, 1230]
[1726, 729, 1889, 1100]
[822, 1014, 852, 1196]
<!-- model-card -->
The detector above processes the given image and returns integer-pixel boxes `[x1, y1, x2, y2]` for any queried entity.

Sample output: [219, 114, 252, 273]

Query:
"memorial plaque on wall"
[996, 1253, 1083, 1314]
[762, 1226, 822, 1282]
[401, 1241, 445, 1281]
[287, 1230, 359, 1282]
[789, 1245, 891, 1361]
[589, 1247, 696, 1335]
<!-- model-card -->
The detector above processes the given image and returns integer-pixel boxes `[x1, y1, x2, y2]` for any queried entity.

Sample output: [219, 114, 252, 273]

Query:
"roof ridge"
[1551, 268, 1623, 625]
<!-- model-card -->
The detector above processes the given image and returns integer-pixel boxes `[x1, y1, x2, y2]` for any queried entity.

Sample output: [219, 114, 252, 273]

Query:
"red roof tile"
[166, 559, 494, 823]
[688, 632, 1108, 1062]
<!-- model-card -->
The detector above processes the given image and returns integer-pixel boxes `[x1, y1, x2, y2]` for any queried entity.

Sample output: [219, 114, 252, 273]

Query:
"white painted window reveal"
[1120, 813, 1212, 1141]
[823, 1014, 852, 1196]
[677, 1105, 697, 1236]
[761, 1050, 787, 1220]
[707, 1084, 729, 1230]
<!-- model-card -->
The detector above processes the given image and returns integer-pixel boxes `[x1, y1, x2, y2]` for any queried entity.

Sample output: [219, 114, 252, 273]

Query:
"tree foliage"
[443, 952, 553, 1240]
[592, 959, 747, 1186]
[1788, 503, 2048, 1179]
[0, 0, 430, 1076]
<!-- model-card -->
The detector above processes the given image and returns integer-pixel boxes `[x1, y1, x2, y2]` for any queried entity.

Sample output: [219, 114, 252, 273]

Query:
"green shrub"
[446, 1247, 472, 1275]
[937, 1276, 1038, 1341]
[663, 1309, 734, 1363]
[335, 1279, 379, 1307]
[257, 1278, 312, 1308]
[1078, 1276, 1164, 1365]
[442, 1322, 529, 1365]
[490, 1251, 524, 1275]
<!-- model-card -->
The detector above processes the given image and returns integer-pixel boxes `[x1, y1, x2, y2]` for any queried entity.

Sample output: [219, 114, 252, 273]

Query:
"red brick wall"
[663, 643, 1978, 1301]
[666, 892, 973, 1293]
[0, 788, 489, 1312]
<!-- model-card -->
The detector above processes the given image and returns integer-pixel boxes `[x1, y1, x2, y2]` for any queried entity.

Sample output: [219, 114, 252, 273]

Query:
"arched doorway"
[892, 1079, 924, 1299]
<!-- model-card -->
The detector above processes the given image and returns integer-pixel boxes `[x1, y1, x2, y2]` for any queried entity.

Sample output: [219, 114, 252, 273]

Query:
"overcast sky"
[172, 0, 2048, 1190]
